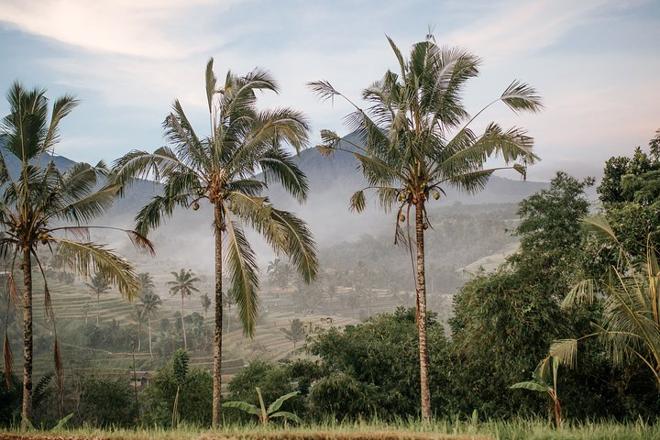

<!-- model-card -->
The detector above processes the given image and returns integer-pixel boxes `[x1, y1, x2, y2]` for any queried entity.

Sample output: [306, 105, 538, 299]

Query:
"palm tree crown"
[138, 272, 156, 297]
[168, 268, 200, 298]
[86, 272, 111, 297]
[114, 58, 318, 336]
[310, 36, 542, 232]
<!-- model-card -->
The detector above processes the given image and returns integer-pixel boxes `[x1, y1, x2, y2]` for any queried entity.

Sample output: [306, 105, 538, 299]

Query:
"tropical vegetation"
[0, 32, 656, 440]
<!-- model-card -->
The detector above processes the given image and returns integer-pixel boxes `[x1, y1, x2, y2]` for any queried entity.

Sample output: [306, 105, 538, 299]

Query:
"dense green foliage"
[77, 377, 136, 427]
[222, 162, 660, 424]
[141, 354, 212, 427]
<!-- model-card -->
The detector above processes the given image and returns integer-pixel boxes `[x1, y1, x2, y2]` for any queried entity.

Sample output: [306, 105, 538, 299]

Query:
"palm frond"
[549, 339, 578, 368]
[54, 184, 119, 224]
[3, 334, 12, 389]
[224, 219, 259, 337]
[43, 95, 79, 151]
[135, 194, 189, 236]
[307, 80, 341, 102]
[53, 239, 139, 300]
[562, 279, 597, 309]
[269, 208, 318, 283]
[500, 80, 543, 113]
[582, 216, 619, 244]
[259, 147, 309, 202]
[349, 190, 366, 213]
[206, 58, 217, 114]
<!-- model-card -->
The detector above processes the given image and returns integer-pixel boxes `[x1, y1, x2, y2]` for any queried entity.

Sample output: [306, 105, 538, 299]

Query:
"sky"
[0, 0, 659, 181]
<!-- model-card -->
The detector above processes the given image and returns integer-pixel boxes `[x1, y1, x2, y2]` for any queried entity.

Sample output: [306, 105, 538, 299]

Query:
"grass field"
[2, 419, 658, 440]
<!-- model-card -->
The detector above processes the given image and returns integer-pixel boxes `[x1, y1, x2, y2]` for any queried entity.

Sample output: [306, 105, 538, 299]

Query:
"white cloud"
[0, 0, 241, 58]
[1, 0, 658, 180]
[441, 0, 642, 61]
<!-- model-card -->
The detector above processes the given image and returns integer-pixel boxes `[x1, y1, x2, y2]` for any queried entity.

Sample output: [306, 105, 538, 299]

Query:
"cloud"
[0, 0, 241, 58]
[442, 0, 642, 61]
[1, 0, 658, 181]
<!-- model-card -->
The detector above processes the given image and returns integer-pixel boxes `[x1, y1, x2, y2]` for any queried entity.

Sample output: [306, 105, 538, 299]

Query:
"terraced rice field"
[18, 271, 358, 381]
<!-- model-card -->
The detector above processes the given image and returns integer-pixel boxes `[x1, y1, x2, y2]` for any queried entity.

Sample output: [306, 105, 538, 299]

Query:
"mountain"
[0, 133, 548, 271]
[266, 131, 548, 243]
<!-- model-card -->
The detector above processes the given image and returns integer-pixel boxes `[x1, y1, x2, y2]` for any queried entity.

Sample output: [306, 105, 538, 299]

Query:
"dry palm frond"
[550, 339, 578, 368]
[3, 334, 12, 389]
[53, 338, 64, 411]
[6, 272, 18, 305]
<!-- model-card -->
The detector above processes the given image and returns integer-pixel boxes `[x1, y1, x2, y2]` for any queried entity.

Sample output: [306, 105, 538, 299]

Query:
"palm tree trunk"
[180, 295, 187, 350]
[20, 247, 33, 430]
[96, 293, 100, 325]
[148, 318, 153, 359]
[212, 203, 224, 428]
[137, 321, 141, 352]
[414, 201, 432, 421]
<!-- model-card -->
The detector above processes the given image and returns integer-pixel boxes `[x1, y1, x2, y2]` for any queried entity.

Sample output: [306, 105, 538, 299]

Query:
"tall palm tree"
[309, 34, 542, 420]
[113, 58, 318, 427]
[0, 82, 151, 428]
[140, 289, 162, 359]
[86, 271, 111, 325]
[168, 268, 200, 350]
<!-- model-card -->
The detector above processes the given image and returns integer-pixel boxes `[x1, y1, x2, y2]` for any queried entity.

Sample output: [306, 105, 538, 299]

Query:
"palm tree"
[133, 303, 146, 351]
[137, 272, 160, 357]
[280, 318, 306, 349]
[553, 217, 660, 387]
[140, 290, 162, 358]
[309, 34, 542, 420]
[86, 272, 111, 325]
[137, 272, 155, 297]
[113, 58, 318, 427]
[267, 258, 292, 290]
[0, 82, 151, 428]
[82, 300, 91, 325]
[200, 293, 211, 318]
[168, 269, 200, 350]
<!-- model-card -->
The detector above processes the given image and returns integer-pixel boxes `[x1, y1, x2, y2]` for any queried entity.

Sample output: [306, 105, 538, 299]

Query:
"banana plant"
[511, 355, 563, 428]
[223, 387, 301, 425]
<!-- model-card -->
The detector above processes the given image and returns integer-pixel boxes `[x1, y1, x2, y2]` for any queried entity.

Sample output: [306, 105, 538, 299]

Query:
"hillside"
[0, 133, 547, 274]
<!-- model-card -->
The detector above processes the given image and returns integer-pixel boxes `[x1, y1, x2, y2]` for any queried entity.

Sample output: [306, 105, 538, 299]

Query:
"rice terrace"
[0, 1, 658, 439]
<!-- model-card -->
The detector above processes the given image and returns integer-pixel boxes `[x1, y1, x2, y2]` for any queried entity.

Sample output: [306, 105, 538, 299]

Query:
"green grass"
[2, 419, 658, 440]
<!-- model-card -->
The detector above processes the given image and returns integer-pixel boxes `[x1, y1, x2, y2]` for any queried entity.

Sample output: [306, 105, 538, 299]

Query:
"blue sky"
[0, 0, 659, 180]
